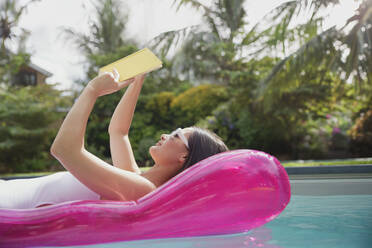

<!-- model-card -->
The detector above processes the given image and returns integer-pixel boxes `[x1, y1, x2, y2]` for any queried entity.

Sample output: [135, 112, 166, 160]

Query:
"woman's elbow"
[50, 141, 61, 157]
[50, 142, 80, 158]
[50, 145, 66, 159]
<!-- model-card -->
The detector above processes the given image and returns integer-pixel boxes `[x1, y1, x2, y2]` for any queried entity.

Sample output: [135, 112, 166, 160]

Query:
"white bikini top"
[0, 171, 100, 209]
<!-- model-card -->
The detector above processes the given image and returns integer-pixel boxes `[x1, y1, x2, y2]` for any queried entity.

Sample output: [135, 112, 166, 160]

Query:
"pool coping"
[290, 178, 372, 195]
[284, 165, 372, 195]
[284, 164, 372, 175]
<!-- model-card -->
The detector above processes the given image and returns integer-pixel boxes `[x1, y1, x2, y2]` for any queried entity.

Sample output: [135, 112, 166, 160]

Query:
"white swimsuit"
[0, 171, 100, 209]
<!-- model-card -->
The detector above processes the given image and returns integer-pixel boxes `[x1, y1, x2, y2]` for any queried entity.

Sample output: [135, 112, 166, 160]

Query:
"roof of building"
[27, 62, 53, 77]
[5, 48, 53, 77]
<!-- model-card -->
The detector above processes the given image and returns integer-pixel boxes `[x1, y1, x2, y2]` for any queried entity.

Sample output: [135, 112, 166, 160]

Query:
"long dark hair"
[177, 126, 229, 174]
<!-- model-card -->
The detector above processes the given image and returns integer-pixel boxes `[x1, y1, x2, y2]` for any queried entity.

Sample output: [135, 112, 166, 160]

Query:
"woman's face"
[149, 127, 193, 168]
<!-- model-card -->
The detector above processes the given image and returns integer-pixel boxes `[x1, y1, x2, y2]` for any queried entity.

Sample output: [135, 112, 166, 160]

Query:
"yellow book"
[98, 47, 162, 82]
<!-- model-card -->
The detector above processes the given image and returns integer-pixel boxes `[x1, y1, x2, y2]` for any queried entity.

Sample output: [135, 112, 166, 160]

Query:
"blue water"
[51, 195, 372, 248]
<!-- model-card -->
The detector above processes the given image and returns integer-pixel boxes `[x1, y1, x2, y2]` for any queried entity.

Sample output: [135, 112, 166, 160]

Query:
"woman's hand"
[133, 73, 147, 85]
[88, 68, 135, 97]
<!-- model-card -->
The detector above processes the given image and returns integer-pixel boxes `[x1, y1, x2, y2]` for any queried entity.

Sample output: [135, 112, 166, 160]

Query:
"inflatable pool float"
[0, 149, 291, 247]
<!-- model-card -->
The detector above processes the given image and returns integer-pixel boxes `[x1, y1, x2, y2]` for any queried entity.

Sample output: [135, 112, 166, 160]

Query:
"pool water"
[49, 195, 372, 248]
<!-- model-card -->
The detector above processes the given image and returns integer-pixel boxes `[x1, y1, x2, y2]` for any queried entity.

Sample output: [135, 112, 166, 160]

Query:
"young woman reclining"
[0, 69, 228, 209]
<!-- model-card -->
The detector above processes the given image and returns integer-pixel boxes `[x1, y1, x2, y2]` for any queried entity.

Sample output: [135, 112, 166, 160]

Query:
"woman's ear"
[178, 153, 188, 164]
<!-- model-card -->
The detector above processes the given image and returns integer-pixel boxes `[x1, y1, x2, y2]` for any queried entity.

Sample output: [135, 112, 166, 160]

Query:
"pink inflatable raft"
[0, 149, 291, 247]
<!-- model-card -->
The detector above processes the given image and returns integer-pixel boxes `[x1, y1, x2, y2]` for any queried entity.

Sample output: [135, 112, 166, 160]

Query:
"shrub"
[297, 111, 352, 159]
[145, 91, 176, 129]
[197, 101, 241, 149]
[0, 84, 72, 173]
[349, 110, 372, 157]
[136, 137, 156, 167]
[171, 84, 229, 127]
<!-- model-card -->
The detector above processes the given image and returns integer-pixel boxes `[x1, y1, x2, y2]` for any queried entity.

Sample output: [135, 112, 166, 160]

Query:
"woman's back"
[0, 171, 100, 209]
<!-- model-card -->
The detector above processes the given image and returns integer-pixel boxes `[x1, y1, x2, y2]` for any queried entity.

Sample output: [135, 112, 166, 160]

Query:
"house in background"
[3, 48, 53, 86]
[12, 61, 53, 86]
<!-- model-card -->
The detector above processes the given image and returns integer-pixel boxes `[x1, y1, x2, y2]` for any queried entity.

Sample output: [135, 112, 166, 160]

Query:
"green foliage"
[6, 52, 30, 75]
[85, 88, 127, 159]
[136, 137, 156, 167]
[172, 35, 238, 83]
[349, 110, 372, 157]
[0, 84, 72, 173]
[234, 105, 292, 156]
[171, 84, 229, 127]
[161, 0, 247, 59]
[129, 95, 158, 165]
[258, 0, 372, 97]
[297, 109, 353, 159]
[0, 0, 37, 84]
[197, 101, 241, 149]
[0, 39, 31, 85]
[145, 91, 176, 129]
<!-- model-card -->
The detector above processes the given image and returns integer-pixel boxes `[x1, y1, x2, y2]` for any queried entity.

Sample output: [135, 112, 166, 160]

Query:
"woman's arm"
[50, 72, 155, 201]
[108, 74, 146, 174]
[108, 74, 146, 134]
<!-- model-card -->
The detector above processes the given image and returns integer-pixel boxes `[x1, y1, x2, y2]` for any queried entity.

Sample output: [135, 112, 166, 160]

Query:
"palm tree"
[149, 0, 371, 103]
[61, 0, 135, 57]
[147, 0, 256, 84]
[257, 0, 372, 103]
[0, 0, 39, 85]
[0, 0, 39, 53]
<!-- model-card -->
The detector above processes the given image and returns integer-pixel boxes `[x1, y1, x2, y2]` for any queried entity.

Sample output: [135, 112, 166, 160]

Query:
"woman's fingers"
[108, 69, 144, 90]
[134, 73, 146, 82]
[113, 68, 135, 89]
[113, 68, 120, 81]
[118, 79, 133, 89]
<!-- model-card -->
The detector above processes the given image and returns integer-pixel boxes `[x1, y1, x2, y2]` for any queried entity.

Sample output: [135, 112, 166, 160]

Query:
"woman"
[0, 69, 228, 209]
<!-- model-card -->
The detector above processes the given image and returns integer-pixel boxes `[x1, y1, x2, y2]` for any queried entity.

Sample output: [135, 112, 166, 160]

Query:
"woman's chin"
[149, 145, 158, 156]
[148, 147, 159, 164]
[150, 144, 161, 150]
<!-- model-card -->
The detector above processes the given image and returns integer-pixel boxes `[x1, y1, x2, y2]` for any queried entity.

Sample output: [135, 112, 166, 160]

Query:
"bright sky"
[15, 0, 358, 92]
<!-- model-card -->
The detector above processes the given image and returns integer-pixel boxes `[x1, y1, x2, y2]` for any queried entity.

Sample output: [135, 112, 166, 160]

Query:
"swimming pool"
[46, 178, 371, 248]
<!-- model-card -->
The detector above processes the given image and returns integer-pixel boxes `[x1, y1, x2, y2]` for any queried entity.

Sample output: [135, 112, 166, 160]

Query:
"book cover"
[99, 47, 163, 82]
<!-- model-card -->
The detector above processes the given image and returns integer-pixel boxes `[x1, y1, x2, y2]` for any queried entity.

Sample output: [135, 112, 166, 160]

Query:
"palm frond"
[342, 0, 372, 87]
[145, 25, 200, 58]
[171, 0, 222, 41]
[241, 22, 261, 46]
[255, 0, 372, 112]
[219, 0, 246, 38]
[257, 26, 340, 102]
[259, 0, 339, 55]
[205, 13, 222, 41]
[171, 0, 247, 41]
[58, 27, 94, 56]
[171, 0, 216, 14]
[59, 0, 131, 57]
